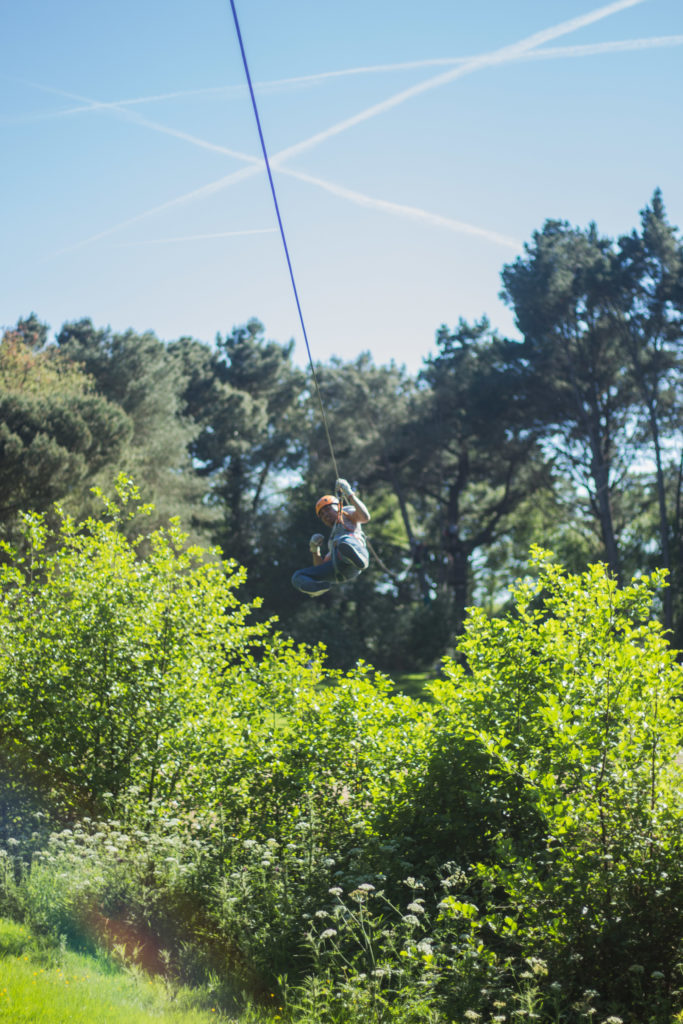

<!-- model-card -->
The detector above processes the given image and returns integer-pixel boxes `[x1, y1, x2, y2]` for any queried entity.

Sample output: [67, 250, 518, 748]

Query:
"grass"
[391, 672, 433, 700]
[0, 918, 244, 1024]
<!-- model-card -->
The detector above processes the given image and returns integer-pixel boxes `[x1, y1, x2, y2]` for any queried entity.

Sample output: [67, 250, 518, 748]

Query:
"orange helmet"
[315, 494, 339, 518]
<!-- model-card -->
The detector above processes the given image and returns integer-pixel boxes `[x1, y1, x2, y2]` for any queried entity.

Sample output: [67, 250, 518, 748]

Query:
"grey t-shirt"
[328, 505, 368, 559]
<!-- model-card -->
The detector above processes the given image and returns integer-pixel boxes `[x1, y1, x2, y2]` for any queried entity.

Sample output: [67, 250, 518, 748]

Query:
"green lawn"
[0, 918, 245, 1024]
[391, 672, 434, 699]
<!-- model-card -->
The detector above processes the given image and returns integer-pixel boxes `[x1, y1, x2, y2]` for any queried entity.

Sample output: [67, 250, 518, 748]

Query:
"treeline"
[2, 188, 682, 668]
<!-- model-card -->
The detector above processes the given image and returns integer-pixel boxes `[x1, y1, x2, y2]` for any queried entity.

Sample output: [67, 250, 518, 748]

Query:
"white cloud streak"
[10, 30, 681, 124]
[264, 0, 648, 167]
[524, 33, 683, 59]
[111, 228, 276, 246]
[12, 78, 261, 166]
[52, 164, 264, 256]
[54, 0, 646, 255]
[280, 168, 522, 250]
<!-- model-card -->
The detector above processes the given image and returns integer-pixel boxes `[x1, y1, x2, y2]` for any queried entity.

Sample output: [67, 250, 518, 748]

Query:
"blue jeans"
[291, 537, 368, 596]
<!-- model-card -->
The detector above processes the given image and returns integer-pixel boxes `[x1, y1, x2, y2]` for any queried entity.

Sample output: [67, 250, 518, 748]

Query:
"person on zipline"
[291, 478, 371, 597]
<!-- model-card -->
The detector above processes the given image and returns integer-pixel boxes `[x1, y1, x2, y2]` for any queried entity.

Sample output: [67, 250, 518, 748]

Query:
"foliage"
[616, 190, 683, 635]
[55, 318, 204, 532]
[415, 317, 550, 633]
[7, 186, 683, 670]
[170, 319, 306, 575]
[0, 321, 130, 530]
[0, 479, 434, 992]
[500, 220, 637, 579]
[2, 480, 683, 1021]
[0, 476, 266, 820]
[279, 551, 683, 1022]
[5, 187, 683, 1022]
[431, 547, 683, 1013]
[499, 191, 683, 609]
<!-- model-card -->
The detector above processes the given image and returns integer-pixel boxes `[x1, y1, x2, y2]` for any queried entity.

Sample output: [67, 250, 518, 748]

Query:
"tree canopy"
[2, 190, 683, 669]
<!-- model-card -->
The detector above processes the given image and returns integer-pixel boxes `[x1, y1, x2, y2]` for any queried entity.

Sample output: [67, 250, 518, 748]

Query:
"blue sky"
[2, 0, 682, 372]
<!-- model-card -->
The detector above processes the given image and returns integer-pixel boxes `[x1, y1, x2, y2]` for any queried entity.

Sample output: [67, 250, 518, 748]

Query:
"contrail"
[45, 84, 517, 253]
[264, 0, 647, 167]
[8, 30, 680, 125]
[524, 33, 683, 60]
[53, 164, 264, 256]
[27, 80, 266, 257]
[93, 108, 259, 164]
[0, 83, 247, 122]
[111, 228, 276, 246]
[11, 78, 262, 166]
[54, 0, 647, 255]
[280, 168, 521, 250]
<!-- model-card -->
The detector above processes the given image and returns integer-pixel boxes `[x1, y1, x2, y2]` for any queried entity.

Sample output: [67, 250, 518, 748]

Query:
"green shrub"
[0, 475, 266, 821]
[3, 488, 683, 1023]
[0, 916, 33, 957]
[430, 548, 683, 1017]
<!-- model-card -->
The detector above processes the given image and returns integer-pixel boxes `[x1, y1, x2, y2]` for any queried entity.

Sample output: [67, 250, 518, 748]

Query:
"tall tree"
[501, 220, 638, 579]
[0, 319, 130, 529]
[171, 320, 306, 578]
[616, 190, 683, 631]
[55, 318, 202, 528]
[410, 319, 549, 635]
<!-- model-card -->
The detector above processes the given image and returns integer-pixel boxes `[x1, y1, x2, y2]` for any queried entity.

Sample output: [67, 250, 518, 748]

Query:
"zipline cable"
[229, 2, 400, 570]
[228, 0, 341, 483]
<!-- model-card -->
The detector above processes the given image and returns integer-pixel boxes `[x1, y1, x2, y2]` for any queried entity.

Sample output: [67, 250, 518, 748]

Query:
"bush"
[430, 548, 683, 1017]
[3, 496, 683, 1022]
[0, 475, 266, 820]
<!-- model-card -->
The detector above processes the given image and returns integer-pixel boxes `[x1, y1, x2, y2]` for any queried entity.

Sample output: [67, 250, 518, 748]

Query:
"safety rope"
[228, 0, 340, 483]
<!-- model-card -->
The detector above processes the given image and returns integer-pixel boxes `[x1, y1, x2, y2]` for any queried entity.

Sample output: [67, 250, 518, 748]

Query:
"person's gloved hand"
[309, 533, 325, 553]
[335, 477, 352, 497]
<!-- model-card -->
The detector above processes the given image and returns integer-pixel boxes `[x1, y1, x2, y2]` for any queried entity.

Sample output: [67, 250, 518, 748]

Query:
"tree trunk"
[442, 526, 469, 637]
[444, 468, 470, 636]
[391, 475, 431, 602]
[648, 403, 673, 630]
[590, 447, 621, 581]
